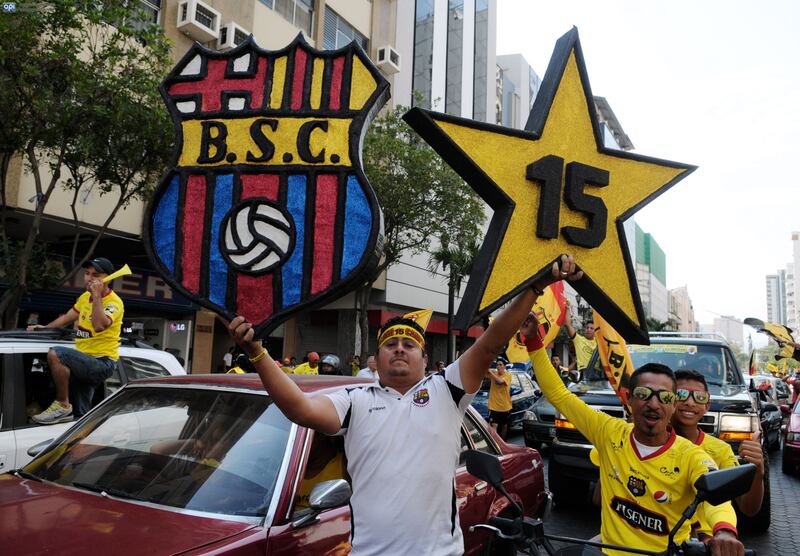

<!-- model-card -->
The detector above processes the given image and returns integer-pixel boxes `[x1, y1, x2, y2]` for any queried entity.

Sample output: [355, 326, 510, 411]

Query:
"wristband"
[524, 333, 544, 352]
[248, 348, 268, 364]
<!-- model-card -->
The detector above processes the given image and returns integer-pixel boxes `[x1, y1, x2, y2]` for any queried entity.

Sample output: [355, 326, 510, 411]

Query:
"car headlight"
[719, 415, 758, 433]
[788, 432, 800, 443]
[524, 410, 537, 422]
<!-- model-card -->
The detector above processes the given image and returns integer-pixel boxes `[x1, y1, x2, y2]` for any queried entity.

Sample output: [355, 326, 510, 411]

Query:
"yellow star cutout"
[404, 28, 695, 343]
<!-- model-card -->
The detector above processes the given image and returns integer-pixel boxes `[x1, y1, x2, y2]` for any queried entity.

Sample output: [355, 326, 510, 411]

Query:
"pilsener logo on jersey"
[611, 496, 667, 535]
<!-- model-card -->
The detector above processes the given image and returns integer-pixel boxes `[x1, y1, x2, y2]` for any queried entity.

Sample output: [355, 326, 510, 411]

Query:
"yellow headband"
[377, 325, 425, 350]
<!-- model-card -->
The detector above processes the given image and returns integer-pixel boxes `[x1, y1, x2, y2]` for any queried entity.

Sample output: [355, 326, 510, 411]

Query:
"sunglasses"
[676, 388, 710, 404]
[631, 386, 676, 405]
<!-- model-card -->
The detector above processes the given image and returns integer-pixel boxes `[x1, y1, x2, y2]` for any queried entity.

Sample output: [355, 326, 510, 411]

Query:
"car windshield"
[24, 386, 292, 521]
[584, 343, 743, 394]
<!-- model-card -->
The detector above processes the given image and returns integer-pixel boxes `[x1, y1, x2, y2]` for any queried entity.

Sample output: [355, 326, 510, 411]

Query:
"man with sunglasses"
[523, 260, 743, 556]
[672, 369, 764, 521]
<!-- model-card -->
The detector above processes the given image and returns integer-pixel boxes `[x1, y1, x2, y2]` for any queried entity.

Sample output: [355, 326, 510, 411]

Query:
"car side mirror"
[694, 464, 756, 506]
[309, 479, 351, 511]
[291, 479, 352, 529]
[780, 404, 791, 414]
[465, 450, 504, 488]
[465, 449, 523, 516]
[27, 438, 54, 458]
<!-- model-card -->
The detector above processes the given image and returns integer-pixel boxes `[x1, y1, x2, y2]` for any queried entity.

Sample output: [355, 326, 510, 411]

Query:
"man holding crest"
[228, 259, 571, 555]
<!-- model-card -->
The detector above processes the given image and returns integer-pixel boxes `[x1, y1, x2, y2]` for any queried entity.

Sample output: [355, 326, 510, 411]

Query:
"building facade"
[713, 316, 744, 349]
[765, 270, 787, 325]
[634, 223, 669, 323]
[669, 286, 698, 333]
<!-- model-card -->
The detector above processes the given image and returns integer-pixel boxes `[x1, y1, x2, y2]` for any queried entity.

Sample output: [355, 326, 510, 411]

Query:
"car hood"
[0, 475, 257, 554]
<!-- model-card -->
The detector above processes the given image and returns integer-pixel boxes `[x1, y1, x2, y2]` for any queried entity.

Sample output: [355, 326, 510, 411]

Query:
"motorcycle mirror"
[465, 450, 504, 488]
[693, 464, 756, 506]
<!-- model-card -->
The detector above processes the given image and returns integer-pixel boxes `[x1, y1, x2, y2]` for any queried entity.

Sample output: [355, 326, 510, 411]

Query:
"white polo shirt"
[325, 360, 475, 556]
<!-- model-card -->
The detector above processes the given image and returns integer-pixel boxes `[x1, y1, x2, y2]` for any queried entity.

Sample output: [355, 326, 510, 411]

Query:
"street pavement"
[507, 430, 800, 555]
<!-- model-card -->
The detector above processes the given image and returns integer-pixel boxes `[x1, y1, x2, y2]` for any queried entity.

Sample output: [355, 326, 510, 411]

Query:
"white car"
[0, 330, 186, 472]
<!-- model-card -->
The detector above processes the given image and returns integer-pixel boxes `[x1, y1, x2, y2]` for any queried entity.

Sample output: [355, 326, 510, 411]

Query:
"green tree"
[358, 102, 485, 357]
[0, 1, 172, 327]
[427, 231, 481, 362]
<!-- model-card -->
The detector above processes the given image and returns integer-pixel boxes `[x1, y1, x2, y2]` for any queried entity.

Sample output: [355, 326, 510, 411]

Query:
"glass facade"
[412, 0, 435, 108]
[473, 0, 488, 121]
[445, 0, 464, 115]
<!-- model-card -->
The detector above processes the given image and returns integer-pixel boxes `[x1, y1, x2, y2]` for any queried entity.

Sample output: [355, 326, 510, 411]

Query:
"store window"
[323, 7, 368, 50]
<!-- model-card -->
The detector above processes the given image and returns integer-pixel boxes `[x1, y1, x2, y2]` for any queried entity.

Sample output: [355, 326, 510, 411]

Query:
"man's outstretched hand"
[227, 316, 263, 358]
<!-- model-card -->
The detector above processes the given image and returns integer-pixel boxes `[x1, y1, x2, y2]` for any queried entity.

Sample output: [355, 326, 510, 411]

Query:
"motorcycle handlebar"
[488, 516, 520, 533]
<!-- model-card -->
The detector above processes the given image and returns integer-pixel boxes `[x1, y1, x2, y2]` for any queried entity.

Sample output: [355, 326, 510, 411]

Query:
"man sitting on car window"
[671, 369, 764, 526]
[27, 257, 124, 424]
[227, 257, 573, 556]
[525, 257, 743, 556]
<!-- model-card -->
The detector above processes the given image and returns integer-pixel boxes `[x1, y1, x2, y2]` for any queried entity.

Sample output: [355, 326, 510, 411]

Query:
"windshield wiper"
[13, 469, 42, 482]
[71, 481, 140, 501]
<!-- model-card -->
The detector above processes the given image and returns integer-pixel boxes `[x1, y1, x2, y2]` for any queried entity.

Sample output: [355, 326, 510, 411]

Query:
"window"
[294, 432, 346, 514]
[323, 7, 367, 50]
[472, 0, 489, 121]
[22, 352, 55, 423]
[120, 356, 172, 381]
[139, 0, 161, 24]
[274, 0, 313, 36]
[463, 413, 498, 455]
[459, 429, 471, 466]
[445, 0, 464, 115]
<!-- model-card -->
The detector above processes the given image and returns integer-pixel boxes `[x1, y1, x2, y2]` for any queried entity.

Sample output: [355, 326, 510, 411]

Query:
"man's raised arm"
[457, 256, 580, 394]
[230, 317, 341, 435]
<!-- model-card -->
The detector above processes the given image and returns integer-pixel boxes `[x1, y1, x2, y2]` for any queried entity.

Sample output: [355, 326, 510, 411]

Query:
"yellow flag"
[403, 309, 433, 332]
[594, 312, 634, 409]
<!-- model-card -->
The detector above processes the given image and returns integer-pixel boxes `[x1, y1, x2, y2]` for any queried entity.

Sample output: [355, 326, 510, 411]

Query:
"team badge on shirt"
[412, 388, 430, 406]
[627, 475, 647, 497]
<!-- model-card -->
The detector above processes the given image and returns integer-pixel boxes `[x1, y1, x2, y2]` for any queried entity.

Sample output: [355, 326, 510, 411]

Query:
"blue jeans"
[51, 346, 116, 418]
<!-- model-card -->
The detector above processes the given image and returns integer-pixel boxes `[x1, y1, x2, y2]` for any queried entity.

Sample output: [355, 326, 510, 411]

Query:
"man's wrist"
[712, 523, 738, 537]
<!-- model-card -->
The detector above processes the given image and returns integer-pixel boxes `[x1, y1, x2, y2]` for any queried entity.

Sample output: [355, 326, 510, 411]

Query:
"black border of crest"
[403, 27, 696, 344]
[143, 33, 390, 338]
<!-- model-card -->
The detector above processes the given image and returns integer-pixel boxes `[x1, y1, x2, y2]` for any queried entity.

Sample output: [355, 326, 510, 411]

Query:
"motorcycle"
[465, 450, 757, 556]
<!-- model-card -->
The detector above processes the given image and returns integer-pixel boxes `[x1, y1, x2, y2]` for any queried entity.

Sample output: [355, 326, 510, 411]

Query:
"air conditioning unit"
[177, 0, 221, 43]
[218, 21, 250, 51]
[375, 45, 401, 75]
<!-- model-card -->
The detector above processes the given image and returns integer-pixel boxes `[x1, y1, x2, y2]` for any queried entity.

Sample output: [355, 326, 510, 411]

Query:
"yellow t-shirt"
[690, 430, 740, 538]
[73, 290, 124, 360]
[292, 362, 319, 375]
[530, 349, 736, 555]
[572, 333, 597, 370]
[487, 371, 513, 412]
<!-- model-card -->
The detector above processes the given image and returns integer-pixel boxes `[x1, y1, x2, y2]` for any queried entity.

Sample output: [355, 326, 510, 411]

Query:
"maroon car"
[0, 374, 546, 555]
[781, 400, 800, 474]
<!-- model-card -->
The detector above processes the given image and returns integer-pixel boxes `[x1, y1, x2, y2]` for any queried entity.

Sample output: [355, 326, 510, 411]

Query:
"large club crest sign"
[145, 35, 389, 336]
